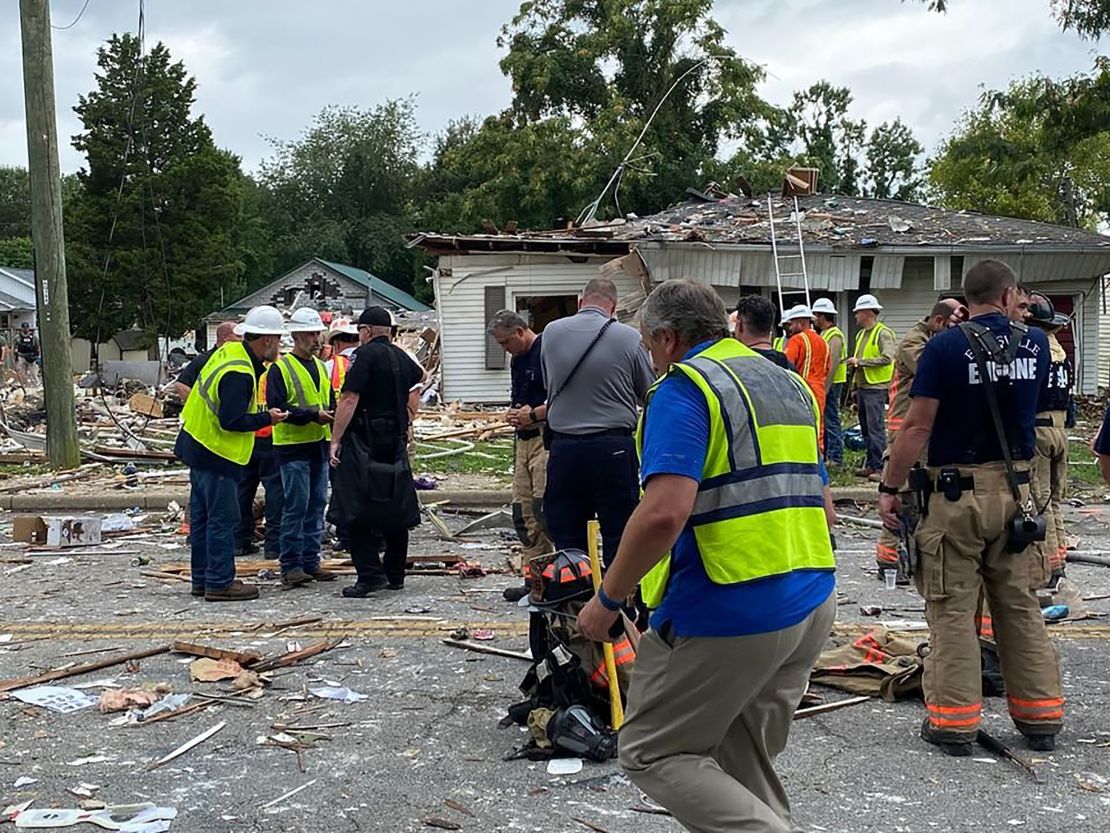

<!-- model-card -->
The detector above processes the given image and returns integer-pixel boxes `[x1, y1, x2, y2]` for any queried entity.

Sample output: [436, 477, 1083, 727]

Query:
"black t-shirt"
[510, 333, 546, 408]
[342, 337, 423, 436]
[176, 348, 214, 388]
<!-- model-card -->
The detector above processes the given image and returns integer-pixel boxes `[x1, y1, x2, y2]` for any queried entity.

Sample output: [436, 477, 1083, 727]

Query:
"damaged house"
[413, 192, 1110, 404]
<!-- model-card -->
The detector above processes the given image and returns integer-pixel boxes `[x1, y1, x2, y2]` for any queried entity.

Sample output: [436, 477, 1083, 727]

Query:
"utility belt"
[516, 428, 541, 441]
[550, 427, 632, 441]
[927, 466, 1030, 501]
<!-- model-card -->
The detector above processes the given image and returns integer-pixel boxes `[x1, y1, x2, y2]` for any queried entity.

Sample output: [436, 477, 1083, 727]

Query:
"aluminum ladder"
[768, 194, 812, 317]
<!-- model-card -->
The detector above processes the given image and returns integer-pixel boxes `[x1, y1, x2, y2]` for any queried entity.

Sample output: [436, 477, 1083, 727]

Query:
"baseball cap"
[358, 307, 394, 327]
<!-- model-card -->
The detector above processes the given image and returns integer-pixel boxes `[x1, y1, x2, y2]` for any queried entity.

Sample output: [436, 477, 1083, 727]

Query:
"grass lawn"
[414, 439, 515, 477]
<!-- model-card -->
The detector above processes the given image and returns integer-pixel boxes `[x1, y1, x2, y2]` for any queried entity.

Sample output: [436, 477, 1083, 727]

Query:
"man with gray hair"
[541, 277, 655, 564]
[488, 309, 551, 601]
[578, 278, 836, 833]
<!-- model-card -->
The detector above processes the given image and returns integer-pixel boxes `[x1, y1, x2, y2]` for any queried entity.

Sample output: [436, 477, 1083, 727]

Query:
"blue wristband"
[596, 586, 622, 612]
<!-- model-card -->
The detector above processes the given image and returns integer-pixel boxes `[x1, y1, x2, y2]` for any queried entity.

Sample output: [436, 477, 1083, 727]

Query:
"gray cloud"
[1, 0, 1102, 176]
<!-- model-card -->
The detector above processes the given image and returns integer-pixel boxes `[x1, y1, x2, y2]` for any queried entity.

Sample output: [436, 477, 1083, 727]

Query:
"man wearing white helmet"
[846, 294, 896, 480]
[812, 298, 846, 466]
[266, 308, 336, 588]
[781, 304, 830, 448]
[175, 306, 289, 602]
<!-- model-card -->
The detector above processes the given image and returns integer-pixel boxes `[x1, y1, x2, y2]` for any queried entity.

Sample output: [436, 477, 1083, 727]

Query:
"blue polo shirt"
[911, 313, 1048, 466]
[641, 342, 836, 638]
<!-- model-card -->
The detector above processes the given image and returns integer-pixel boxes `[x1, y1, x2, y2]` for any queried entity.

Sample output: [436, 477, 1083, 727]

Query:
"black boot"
[1024, 733, 1056, 753]
[342, 577, 388, 597]
[920, 718, 973, 757]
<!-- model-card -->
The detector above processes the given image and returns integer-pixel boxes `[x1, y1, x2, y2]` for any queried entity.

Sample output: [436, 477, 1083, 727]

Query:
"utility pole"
[20, 0, 80, 468]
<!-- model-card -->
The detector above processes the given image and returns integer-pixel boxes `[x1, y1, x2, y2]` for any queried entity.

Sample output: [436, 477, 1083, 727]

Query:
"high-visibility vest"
[181, 341, 258, 465]
[330, 354, 350, 392]
[822, 325, 848, 384]
[853, 322, 895, 385]
[637, 338, 835, 609]
[272, 354, 332, 446]
[773, 335, 786, 352]
[255, 369, 272, 439]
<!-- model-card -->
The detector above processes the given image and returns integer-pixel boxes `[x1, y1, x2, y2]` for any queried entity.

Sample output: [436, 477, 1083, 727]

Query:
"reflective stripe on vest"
[637, 338, 835, 609]
[330, 354, 349, 392]
[822, 326, 848, 384]
[255, 370, 273, 438]
[181, 341, 257, 465]
[589, 636, 635, 690]
[772, 335, 786, 352]
[272, 354, 332, 446]
[853, 322, 894, 385]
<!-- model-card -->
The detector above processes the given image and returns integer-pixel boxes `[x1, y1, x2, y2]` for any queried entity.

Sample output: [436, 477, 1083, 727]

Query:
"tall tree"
[258, 102, 428, 301]
[67, 33, 248, 346]
[0, 166, 32, 240]
[789, 82, 868, 195]
[929, 60, 1110, 228]
[498, 0, 776, 218]
[866, 119, 925, 200]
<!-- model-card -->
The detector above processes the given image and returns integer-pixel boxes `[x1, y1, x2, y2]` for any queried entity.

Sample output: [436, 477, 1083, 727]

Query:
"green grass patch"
[0, 462, 51, 477]
[415, 439, 515, 477]
[1067, 441, 1104, 489]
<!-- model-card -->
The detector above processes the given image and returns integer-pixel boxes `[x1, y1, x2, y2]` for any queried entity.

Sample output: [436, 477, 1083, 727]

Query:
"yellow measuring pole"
[586, 519, 624, 729]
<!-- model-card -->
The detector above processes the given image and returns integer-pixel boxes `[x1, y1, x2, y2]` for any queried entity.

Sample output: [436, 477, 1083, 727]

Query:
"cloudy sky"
[1, 0, 1103, 175]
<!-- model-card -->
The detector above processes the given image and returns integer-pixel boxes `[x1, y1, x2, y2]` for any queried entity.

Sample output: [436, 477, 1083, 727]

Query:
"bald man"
[172, 321, 242, 401]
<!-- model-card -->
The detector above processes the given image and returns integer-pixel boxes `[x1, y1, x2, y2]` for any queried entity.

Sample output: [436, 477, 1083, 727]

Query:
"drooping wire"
[52, 0, 93, 30]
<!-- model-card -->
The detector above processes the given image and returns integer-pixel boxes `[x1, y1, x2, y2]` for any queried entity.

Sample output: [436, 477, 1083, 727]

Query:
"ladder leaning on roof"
[768, 194, 812, 318]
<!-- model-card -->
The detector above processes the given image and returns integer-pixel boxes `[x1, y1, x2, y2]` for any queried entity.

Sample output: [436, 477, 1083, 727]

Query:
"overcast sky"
[1, 0, 1103, 176]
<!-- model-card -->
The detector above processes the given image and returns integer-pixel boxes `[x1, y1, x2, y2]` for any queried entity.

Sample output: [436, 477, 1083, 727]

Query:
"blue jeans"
[279, 448, 329, 574]
[545, 431, 640, 566]
[235, 439, 284, 555]
[857, 387, 888, 472]
[190, 467, 240, 592]
[824, 383, 844, 464]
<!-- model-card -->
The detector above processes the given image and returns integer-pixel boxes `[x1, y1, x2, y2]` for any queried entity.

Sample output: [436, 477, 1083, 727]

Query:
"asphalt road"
[0, 501, 1108, 832]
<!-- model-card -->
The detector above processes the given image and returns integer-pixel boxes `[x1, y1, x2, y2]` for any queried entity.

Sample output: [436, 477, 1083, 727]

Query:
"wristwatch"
[877, 482, 900, 495]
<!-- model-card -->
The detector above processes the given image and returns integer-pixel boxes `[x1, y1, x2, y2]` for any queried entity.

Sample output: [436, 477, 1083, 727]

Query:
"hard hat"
[780, 304, 814, 324]
[328, 317, 359, 338]
[853, 294, 883, 312]
[287, 307, 327, 333]
[812, 298, 837, 316]
[234, 305, 286, 336]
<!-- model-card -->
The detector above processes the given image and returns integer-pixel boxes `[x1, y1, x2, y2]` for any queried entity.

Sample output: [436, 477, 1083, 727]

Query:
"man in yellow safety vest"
[578, 279, 836, 833]
[266, 307, 336, 588]
[175, 306, 289, 602]
[847, 294, 896, 480]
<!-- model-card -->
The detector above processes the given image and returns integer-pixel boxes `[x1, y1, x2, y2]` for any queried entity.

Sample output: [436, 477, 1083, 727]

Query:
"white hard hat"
[328, 317, 358, 337]
[234, 305, 286, 336]
[811, 298, 837, 316]
[780, 304, 814, 324]
[287, 307, 327, 333]
[853, 294, 883, 312]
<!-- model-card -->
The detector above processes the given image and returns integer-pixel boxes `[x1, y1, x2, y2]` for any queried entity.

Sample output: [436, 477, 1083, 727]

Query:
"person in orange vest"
[781, 304, 830, 446]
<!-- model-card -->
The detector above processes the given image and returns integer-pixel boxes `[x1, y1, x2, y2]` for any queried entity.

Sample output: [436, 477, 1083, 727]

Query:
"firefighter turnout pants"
[914, 463, 1063, 740]
[512, 433, 551, 567]
[1031, 412, 1068, 584]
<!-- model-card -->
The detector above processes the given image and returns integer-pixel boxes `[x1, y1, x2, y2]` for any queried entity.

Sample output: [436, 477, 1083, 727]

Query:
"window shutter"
[484, 285, 507, 370]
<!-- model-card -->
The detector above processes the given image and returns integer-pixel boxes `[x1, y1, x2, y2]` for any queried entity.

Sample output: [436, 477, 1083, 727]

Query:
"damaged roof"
[412, 194, 1110, 254]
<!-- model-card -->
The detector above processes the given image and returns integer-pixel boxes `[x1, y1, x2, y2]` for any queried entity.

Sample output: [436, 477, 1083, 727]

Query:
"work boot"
[205, 580, 260, 602]
[387, 581, 404, 591]
[342, 577, 389, 597]
[307, 567, 337, 582]
[235, 542, 260, 557]
[281, 567, 313, 587]
[855, 467, 877, 479]
[191, 585, 205, 598]
[503, 585, 530, 603]
[920, 718, 973, 757]
[1024, 734, 1056, 753]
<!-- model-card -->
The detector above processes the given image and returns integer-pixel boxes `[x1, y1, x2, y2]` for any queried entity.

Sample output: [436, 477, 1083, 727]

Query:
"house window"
[515, 295, 578, 333]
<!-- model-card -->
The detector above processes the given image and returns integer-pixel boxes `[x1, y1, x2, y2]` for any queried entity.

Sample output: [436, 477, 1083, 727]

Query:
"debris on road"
[146, 721, 226, 771]
[11, 686, 98, 714]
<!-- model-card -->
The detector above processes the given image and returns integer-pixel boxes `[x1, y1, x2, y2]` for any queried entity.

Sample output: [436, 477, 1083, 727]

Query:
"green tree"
[929, 61, 1110, 228]
[498, 0, 776, 218]
[67, 34, 249, 346]
[258, 102, 429, 301]
[0, 237, 34, 269]
[866, 119, 925, 200]
[917, 0, 1110, 39]
[0, 166, 31, 240]
[788, 82, 868, 195]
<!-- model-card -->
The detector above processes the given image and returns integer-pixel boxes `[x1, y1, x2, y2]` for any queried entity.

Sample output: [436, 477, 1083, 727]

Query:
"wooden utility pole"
[19, 0, 80, 468]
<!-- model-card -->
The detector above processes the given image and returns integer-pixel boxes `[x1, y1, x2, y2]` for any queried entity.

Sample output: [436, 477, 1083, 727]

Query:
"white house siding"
[1098, 278, 1110, 389]
[434, 254, 631, 403]
[868, 257, 939, 344]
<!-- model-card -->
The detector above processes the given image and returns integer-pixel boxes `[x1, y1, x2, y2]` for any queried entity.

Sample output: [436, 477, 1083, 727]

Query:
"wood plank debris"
[793, 695, 871, 720]
[253, 639, 341, 673]
[147, 720, 226, 771]
[259, 779, 317, 811]
[0, 645, 170, 693]
[442, 638, 532, 661]
[171, 641, 263, 666]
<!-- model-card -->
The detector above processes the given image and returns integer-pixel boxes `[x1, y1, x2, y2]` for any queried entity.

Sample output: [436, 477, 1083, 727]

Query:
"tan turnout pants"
[915, 463, 1064, 739]
[512, 433, 551, 565]
[1031, 412, 1068, 584]
[619, 593, 837, 833]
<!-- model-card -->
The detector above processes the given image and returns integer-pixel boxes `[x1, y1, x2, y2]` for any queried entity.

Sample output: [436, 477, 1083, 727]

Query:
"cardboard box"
[12, 514, 102, 547]
[11, 515, 48, 544]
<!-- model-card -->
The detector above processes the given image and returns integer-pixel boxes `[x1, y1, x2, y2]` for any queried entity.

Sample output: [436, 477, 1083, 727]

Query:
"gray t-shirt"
[541, 307, 655, 434]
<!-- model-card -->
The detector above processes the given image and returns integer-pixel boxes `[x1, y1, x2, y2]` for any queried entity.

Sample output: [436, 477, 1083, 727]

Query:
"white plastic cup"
[883, 569, 897, 590]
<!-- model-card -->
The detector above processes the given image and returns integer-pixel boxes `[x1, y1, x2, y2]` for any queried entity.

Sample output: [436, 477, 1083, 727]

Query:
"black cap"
[358, 306, 393, 327]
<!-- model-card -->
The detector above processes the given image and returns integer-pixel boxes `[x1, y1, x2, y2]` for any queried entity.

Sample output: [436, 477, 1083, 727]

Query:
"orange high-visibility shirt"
[785, 329, 830, 447]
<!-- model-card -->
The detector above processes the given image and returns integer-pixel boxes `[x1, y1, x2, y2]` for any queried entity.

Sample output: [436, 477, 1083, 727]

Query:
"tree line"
[0, 0, 1107, 344]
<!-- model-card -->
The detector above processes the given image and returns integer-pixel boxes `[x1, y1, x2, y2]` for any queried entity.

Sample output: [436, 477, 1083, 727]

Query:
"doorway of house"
[516, 295, 578, 333]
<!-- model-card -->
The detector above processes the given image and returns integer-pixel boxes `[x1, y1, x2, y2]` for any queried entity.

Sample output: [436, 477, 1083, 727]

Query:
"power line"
[52, 0, 93, 30]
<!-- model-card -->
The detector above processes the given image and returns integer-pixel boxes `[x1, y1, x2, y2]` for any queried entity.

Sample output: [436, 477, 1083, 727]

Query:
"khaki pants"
[512, 433, 551, 564]
[619, 594, 837, 833]
[915, 463, 1064, 740]
[1031, 413, 1068, 583]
